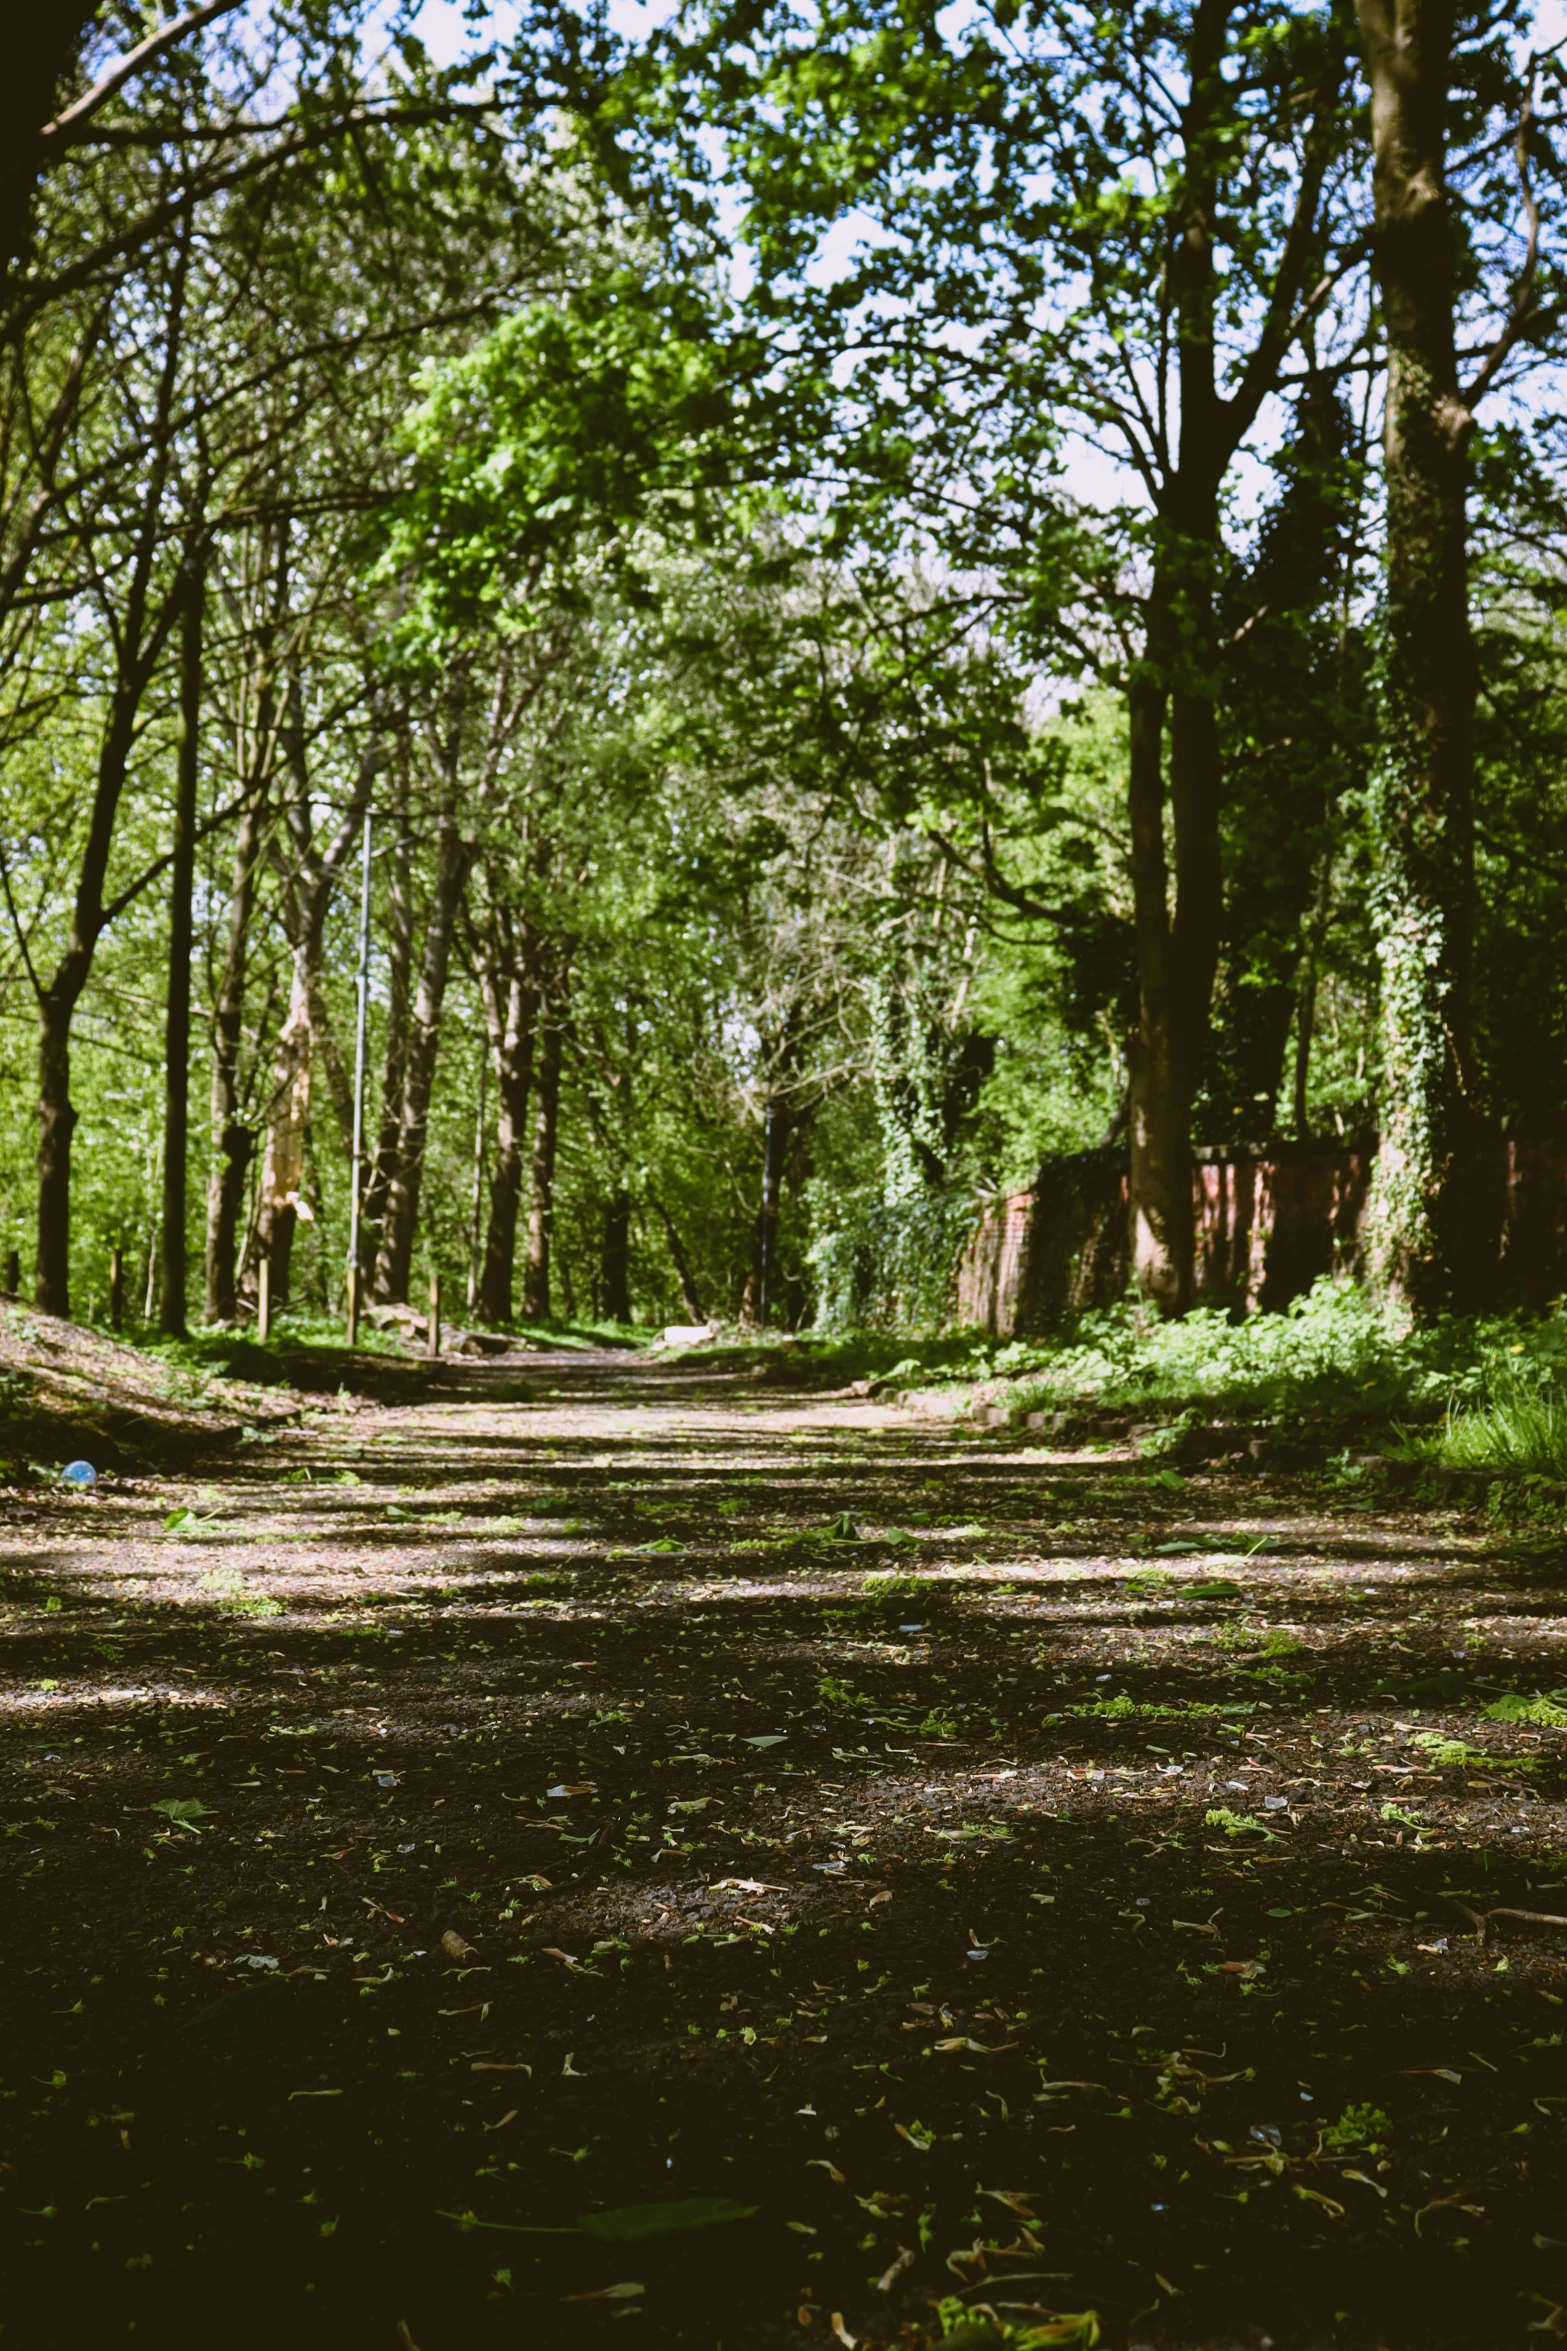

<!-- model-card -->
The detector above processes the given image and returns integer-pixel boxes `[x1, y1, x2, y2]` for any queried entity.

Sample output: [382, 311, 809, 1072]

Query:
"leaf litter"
[2, 1349, 1567, 2346]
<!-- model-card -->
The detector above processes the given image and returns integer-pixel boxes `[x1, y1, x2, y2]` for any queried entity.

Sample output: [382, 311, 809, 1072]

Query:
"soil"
[2, 1344, 1566, 2351]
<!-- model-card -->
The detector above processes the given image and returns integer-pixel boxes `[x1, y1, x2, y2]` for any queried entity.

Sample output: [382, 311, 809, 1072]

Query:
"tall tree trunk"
[478, 964, 537, 1323]
[251, 939, 314, 1310]
[521, 1007, 563, 1322]
[651, 1196, 705, 1323]
[362, 770, 413, 1253]
[372, 818, 472, 1304]
[35, 681, 159, 1317]
[158, 555, 201, 1337]
[1120, 0, 1341, 1312]
[1356, 0, 1477, 1310]
[34, 993, 75, 1314]
[204, 787, 264, 1322]
[246, 684, 376, 1315]
[602, 1189, 632, 1324]
[740, 1097, 791, 1327]
[29, 212, 188, 1318]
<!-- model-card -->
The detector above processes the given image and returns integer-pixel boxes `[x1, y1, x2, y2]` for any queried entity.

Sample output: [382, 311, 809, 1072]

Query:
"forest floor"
[3, 1342, 1567, 2351]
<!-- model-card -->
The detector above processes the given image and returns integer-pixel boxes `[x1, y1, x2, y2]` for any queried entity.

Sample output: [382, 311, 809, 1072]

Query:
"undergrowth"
[797, 1281, 1567, 1475]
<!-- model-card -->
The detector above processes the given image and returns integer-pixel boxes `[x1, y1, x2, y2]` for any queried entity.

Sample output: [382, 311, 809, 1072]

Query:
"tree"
[1355, 0, 1565, 1308]
[650, 0, 1359, 1310]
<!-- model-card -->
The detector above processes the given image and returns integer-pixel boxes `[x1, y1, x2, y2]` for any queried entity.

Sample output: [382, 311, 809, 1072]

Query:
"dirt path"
[2, 1349, 1566, 2351]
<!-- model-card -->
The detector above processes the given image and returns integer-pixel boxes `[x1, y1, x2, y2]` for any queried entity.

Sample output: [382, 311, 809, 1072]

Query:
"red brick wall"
[954, 1139, 1567, 1335]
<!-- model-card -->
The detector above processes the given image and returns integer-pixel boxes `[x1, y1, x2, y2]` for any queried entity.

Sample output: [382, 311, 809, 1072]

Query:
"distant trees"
[0, 0, 1561, 1336]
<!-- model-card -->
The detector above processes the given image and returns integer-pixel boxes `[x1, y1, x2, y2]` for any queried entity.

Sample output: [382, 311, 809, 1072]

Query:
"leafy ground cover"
[2, 1342, 1567, 2348]
[795, 1285, 1567, 1483]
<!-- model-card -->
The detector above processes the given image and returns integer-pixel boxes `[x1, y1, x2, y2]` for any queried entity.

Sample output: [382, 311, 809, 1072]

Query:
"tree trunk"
[602, 1189, 632, 1324]
[34, 682, 149, 1317]
[250, 939, 313, 1311]
[372, 819, 472, 1304]
[651, 1196, 705, 1323]
[521, 1008, 563, 1322]
[34, 993, 75, 1315]
[1356, 0, 1477, 1311]
[740, 1098, 790, 1327]
[204, 787, 263, 1322]
[1126, 659, 1190, 1316]
[1119, 0, 1340, 1311]
[158, 556, 201, 1337]
[478, 967, 537, 1323]
[362, 778, 413, 1255]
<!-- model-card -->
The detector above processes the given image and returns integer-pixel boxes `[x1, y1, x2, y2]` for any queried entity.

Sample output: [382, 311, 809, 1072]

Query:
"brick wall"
[955, 1138, 1567, 1336]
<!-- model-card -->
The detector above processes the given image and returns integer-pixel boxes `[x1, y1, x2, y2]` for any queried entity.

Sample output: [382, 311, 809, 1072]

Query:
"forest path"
[2, 1349, 1565, 2351]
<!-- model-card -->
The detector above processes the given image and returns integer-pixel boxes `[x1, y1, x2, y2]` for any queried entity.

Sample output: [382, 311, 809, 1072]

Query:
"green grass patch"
[1067, 1695, 1255, 1722]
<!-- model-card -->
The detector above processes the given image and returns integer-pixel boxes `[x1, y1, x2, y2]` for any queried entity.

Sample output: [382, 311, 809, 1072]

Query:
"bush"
[983, 1279, 1567, 1447]
[807, 1186, 979, 1331]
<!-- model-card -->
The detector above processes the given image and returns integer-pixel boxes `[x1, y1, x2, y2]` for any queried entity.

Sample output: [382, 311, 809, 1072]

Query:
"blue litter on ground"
[60, 1460, 96, 1487]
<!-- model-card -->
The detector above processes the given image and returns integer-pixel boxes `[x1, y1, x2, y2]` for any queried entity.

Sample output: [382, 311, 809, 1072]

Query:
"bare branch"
[1464, 58, 1547, 410]
[25, 1, 250, 170]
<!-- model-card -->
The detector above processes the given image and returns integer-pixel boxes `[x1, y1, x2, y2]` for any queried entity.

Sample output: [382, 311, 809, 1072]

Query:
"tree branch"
[1464, 58, 1546, 410]
[23, 1, 250, 170]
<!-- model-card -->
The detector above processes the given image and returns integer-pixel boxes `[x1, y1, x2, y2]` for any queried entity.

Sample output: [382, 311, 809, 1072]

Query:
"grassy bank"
[747, 1279, 1567, 1480]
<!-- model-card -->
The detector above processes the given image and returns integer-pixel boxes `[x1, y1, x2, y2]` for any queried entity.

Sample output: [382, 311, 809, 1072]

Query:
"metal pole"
[346, 808, 373, 1343]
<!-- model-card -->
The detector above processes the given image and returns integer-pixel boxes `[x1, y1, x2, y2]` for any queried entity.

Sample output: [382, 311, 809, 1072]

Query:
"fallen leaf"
[471, 2062, 531, 2075]
[578, 2197, 758, 2242]
[875, 2246, 915, 2293]
[561, 2282, 643, 2303]
[562, 2052, 584, 2077]
[979, 2189, 1037, 2218]
[441, 1931, 475, 1961]
[806, 2160, 845, 2185]
[1294, 2185, 1345, 2217]
[830, 2318, 859, 2347]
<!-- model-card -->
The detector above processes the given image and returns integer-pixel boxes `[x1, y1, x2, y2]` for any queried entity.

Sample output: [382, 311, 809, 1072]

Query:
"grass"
[1423, 1363, 1567, 1476]
[787, 1280, 1567, 1480]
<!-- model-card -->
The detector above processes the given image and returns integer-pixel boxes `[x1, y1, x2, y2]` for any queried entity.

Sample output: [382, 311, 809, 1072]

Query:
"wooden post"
[427, 1269, 441, 1359]
[346, 1261, 359, 1349]
[109, 1241, 124, 1333]
[258, 1251, 271, 1343]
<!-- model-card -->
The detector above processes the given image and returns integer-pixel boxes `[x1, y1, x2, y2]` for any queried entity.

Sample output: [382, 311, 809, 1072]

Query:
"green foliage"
[979, 1282, 1567, 1440]
[807, 1187, 979, 1331]
[1072, 1697, 1254, 1723]
[1479, 1691, 1567, 1728]
[1321, 2104, 1391, 2153]
[1205, 1808, 1272, 1838]
[379, 271, 750, 656]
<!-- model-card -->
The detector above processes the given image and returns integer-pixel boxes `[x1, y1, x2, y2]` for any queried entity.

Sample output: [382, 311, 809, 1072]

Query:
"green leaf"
[150, 1797, 216, 1825]
[577, 2197, 758, 2242]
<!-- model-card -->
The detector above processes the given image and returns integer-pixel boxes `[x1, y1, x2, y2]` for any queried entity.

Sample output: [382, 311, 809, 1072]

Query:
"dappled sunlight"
[4, 1355, 1567, 2347]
